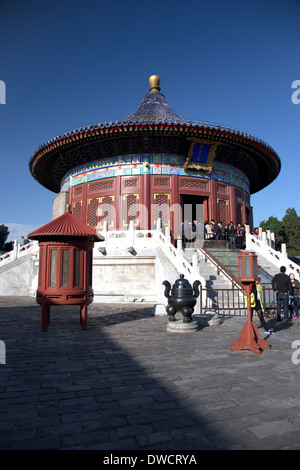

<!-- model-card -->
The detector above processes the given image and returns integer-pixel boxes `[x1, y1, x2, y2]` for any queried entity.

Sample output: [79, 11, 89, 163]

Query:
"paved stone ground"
[1, 296, 300, 450]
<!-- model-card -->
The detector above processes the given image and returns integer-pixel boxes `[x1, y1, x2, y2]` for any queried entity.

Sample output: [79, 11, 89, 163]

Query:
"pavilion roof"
[28, 208, 101, 241]
[29, 75, 281, 195]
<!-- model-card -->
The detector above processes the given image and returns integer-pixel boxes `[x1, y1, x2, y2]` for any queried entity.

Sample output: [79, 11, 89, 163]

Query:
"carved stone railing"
[245, 225, 300, 277]
[0, 240, 39, 267]
[95, 221, 156, 252]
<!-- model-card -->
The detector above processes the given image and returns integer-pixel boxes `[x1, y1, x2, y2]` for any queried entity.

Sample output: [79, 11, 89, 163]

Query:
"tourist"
[179, 220, 184, 238]
[20, 236, 29, 251]
[215, 222, 222, 240]
[205, 221, 214, 239]
[224, 224, 229, 241]
[289, 273, 300, 320]
[246, 281, 273, 335]
[218, 222, 225, 240]
[236, 224, 245, 246]
[211, 219, 218, 239]
[193, 220, 203, 243]
[271, 266, 293, 322]
[183, 220, 193, 244]
[228, 222, 237, 244]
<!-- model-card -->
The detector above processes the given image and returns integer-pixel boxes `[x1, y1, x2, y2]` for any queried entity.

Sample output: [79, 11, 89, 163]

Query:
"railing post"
[263, 285, 266, 313]
[271, 232, 275, 250]
[129, 220, 134, 247]
[199, 284, 203, 315]
[192, 253, 198, 273]
[102, 221, 108, 248]
[13, 240, 18, 260]
[281, 243, 287, 259]
[165, 226, 171, 243]
[177, 237, 183, 254]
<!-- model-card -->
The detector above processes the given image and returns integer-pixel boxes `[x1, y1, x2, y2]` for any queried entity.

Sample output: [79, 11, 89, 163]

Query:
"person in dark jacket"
[289, 273, 300, 319]
[272, 266, 293, 321]
[228, 222, 237, 244]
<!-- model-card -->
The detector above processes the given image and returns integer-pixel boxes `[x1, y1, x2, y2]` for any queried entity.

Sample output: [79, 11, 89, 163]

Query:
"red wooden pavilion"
[28, 206, 102, 331]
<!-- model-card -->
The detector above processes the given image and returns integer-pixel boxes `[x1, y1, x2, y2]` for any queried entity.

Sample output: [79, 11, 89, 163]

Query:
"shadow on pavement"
[0, 298, 234, 451]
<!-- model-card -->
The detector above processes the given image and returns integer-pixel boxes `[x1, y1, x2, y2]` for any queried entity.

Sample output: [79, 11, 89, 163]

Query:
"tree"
[259, 216, 286, 251]
[282, 208, 300, 256]
[259, 208, 300, 256]
[0, 225, 9, 251]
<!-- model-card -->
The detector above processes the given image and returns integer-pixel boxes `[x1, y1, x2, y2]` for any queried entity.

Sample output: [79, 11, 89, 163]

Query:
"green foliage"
[259, 208, 300, 256]
[0, 224, 10, 251]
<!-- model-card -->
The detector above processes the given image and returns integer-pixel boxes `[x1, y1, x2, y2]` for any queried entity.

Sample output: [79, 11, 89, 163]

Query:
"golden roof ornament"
[149, 75, 161, 93]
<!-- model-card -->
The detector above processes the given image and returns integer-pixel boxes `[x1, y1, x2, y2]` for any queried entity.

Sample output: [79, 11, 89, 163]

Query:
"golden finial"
[149, 75, 161, 93]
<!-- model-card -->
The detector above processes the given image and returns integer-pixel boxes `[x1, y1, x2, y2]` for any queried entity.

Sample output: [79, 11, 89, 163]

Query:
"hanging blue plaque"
[184, 139, 220, 172]
[190, 142, 211, 164]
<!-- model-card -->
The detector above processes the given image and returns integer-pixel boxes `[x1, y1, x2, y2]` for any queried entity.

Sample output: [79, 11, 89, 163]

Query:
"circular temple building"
[29, 75, 281, 240]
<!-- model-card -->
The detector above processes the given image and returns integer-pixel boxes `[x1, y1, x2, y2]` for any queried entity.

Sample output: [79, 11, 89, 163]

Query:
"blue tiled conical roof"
[122, 74, 185, 125]
[123, 90, 184, 125]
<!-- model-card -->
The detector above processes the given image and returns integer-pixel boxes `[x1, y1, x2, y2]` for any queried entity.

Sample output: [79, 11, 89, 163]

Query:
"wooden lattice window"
[236, 203, 243, 225]
[98, 195, 115, 228]
[153, 193, 171, 227]
[124, 178, 138, 188]
[88, 179, 114, 193]
[72, 200, 82, 220]
[235, 188, 243, 201]
[73, 185, 83, 198]
[180, 179, 208, 190]
[217, 183, 227, 194]
[123, 194, 140, 227]
[154, 177, 169, 187]
[87, 197, 100, 228]
[217, 199, 228, 225]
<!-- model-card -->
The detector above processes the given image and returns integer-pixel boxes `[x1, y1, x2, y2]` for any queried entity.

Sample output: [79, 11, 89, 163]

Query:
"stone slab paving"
[0, 296, 300, 450]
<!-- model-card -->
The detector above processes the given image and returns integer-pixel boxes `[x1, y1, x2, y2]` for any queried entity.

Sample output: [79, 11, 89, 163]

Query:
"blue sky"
[0, 0, 299, 242]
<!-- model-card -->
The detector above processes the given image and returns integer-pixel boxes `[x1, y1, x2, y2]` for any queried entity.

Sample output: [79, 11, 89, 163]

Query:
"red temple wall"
[69, 174, 252, 238]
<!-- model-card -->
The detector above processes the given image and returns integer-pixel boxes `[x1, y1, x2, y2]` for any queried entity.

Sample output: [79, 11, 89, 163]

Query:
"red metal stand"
[231, 284, 270, 355]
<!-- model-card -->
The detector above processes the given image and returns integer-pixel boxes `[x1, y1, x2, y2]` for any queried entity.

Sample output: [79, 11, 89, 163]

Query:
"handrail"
[198, 285, 277, 316]
[195, 241, 244, 291]
[0, 240, 39, 267]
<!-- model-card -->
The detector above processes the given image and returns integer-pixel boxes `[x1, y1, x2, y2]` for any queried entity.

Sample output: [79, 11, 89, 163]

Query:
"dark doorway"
[180, 194, 206, 223]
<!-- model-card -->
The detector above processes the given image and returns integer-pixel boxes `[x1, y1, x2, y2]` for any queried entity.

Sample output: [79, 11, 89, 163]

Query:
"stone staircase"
[183, 247, 233, 289]
[182, 240, 278, 315]
[182, 245, 246, 315]
[200, 240, 275, 285]
[256, 254, 278, 284]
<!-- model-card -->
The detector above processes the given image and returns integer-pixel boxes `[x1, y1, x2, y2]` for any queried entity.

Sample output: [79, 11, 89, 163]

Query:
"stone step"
[182, 249, 234, 290]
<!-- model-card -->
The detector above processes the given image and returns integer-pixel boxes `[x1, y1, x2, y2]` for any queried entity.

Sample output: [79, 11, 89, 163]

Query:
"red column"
[171, 175, 180, 240]
[210, 180, 217, 221]
[81, 183, 87, 223]
[203, 198, 209, 222]
[142, 173, 151, 230]
[115, 176, 121, 229]
[229, 185, 237, 225]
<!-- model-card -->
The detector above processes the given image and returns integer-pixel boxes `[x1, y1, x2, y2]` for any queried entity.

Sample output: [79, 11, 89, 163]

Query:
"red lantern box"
[28, 206, 102, 331]
[237, 251, 260, 284]
[231, 251, 270, 354]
